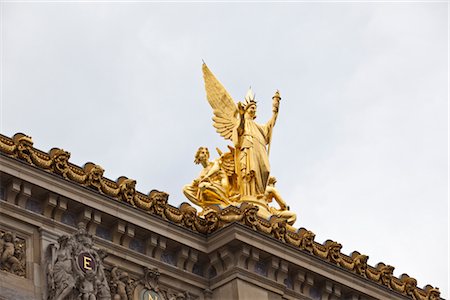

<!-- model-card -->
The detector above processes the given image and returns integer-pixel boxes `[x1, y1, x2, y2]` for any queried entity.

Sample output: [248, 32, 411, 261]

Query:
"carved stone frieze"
[0, 230, 26, 277]
[47, 222, 111, 300]
[0, 132, 442, 299]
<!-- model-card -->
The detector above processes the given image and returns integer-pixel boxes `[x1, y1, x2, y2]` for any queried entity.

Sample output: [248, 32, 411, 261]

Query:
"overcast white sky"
[0, 1, 448, 298]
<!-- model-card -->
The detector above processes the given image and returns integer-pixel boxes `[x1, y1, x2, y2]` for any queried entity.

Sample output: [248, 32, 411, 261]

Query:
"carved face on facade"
[87, 165, 104, 190]
[183, 209, 196, 228]
[328, 242, 342, 263]
[244, 206, 258, 224]
[205, 211, 219, 233]
[14, 242, 24, 257]
[303, 231, 315, 244]
[354, 254, 368, 275]
[380, 265, 394, 286]
[52, 150, 70, 174]
[300, 231, 315, 253]
[3, 232, 13, 243]
[149, 191, 168, 216]
[428, 289, 441, 300]
[120, 179, 136, 204]
[16, 137, 33, 161]
[404, 278, 417, 295]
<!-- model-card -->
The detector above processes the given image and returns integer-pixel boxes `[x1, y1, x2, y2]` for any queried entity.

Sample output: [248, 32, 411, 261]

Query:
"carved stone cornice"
[0, 132, 442, 300]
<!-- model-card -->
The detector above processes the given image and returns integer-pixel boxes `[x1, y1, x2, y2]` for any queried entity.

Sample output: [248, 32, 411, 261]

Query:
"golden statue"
[183, 146, 239, 210]
[264, 177, 297, 225]
[183, 63, 296, 224]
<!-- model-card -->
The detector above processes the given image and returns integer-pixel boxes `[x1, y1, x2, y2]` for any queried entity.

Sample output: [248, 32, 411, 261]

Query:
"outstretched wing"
[202, 63, 239, 140]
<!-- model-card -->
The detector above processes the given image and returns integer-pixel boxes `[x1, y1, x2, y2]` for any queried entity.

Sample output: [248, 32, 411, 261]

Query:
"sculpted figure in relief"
[51, 235, 77, 300]
[47, 223, 111, 300]
[109, 266, 135, 300]
[0, 231, 26, 276]
[78, 272, 97, 300]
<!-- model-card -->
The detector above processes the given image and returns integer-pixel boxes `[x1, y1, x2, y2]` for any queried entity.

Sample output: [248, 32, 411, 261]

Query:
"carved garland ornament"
[0, 132, 441, 299]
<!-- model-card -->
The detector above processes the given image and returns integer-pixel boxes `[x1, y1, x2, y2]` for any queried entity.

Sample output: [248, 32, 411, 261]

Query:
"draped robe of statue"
[201, 63, 279, 200]
[183, 159, 230, 207]
[233, 115, 275, 197]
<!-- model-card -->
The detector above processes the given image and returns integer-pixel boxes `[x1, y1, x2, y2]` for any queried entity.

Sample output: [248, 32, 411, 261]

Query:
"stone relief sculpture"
[0, 230, 26, 277]
[166, 290, 191, 300]
[47, 223, 111, 300]
[141, 267, 165, 299]
[140, 267, 191, 300]
[183, 63, 296, 225]
[108, 266, 137, 300]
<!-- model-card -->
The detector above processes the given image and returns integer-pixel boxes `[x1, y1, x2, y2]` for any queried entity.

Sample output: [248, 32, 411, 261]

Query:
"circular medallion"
[77, 252, 96, 273]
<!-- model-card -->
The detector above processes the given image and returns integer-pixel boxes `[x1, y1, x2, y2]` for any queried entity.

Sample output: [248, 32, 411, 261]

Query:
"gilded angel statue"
[183, 63, 296, 224]
[202, 63, 280, 199]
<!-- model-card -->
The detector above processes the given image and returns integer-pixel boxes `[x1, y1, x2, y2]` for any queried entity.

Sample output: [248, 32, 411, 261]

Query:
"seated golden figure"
[183, 147, 239, 213]
[243, 176, 297, 225]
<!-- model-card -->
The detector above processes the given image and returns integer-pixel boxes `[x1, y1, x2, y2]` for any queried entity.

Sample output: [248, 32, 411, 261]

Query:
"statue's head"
[57, 235, 70, 246]
[194, 147, 210, 164]
[244, 88, 257, 120]
[246, 103, 257, 120]
[3, 232, 13, 242]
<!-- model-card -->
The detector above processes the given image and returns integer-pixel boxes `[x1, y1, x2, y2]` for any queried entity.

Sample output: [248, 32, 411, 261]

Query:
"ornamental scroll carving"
[0, 230, 26, 277]
[47, 223, 111, 300]
[0, 133, 168, 213]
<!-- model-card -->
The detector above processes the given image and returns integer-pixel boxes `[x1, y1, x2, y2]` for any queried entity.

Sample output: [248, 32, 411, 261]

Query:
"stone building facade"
[0, 133, 443, 300]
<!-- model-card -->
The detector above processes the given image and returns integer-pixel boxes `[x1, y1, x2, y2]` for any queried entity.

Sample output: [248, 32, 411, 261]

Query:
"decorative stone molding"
[0, 132, 442, 299]
[0, 230, 26, 277]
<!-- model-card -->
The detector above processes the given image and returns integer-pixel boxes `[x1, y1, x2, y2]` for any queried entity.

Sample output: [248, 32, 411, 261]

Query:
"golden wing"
[202, 63, 239, 140]
[216, 146, 235, 177]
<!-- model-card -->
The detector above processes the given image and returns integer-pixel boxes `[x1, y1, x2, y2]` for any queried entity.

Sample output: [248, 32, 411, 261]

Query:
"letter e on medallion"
[78, 252, 96, 273]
